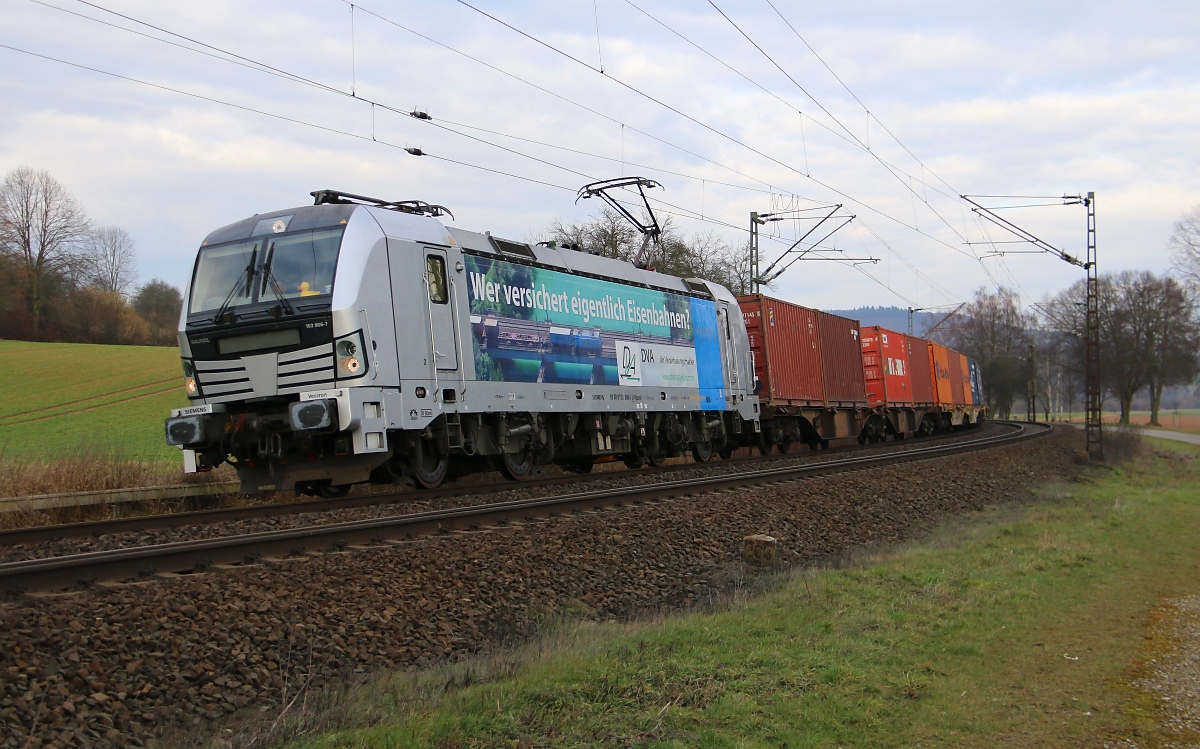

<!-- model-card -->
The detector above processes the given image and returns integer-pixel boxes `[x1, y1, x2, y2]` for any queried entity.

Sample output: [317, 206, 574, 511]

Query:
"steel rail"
[0, 427, 974, 545]
[0, 422, 1049, 595]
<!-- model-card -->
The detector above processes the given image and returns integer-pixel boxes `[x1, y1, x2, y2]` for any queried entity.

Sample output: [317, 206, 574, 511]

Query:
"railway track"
[0, 422, 1049, 596]
[0, 425, 986, 545]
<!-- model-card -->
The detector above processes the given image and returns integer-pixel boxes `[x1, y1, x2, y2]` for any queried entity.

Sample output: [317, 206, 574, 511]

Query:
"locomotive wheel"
[413, 444, 448, 489]
[691, 440, 713, 462]
[623, 454, 646, 469]
[778, 439, 792, 454]
[500, 448, 534, 480]
[718, 445, 734, 460]
[757, 433, 773, 456]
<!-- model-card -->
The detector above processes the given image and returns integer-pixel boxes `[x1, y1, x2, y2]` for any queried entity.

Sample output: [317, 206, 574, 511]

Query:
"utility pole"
[1084, 193, 1101, 459]
[747, 206, 867, 293]
[750, 211, 765, 294]
[1026, 340, 1037, 422]
[961, 192, 1101, 459]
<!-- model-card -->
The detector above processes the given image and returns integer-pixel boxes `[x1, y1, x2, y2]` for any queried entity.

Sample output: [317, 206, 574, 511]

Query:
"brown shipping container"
[958, 352, 973, 405]
[818, 311, 868, 406]
[946, 350, 967, 406]
[929, 342, 955, 406]
[737, 294, 824, 404]
[861, 326, 915, 407]
[907, 336, 936, 404]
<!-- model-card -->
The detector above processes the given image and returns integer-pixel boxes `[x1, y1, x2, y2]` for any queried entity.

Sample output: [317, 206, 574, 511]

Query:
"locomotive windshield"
[189, 227, 344, 314]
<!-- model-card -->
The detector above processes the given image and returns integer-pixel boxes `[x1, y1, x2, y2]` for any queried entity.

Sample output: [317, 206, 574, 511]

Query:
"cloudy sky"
[2, 0, 1197, 311]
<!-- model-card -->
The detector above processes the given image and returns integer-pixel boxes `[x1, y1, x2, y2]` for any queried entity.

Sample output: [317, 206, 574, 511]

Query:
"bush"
[1103, 423, 1145, 465]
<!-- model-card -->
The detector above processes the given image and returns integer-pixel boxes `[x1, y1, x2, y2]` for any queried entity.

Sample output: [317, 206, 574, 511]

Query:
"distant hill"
[825, 306, 941, 337]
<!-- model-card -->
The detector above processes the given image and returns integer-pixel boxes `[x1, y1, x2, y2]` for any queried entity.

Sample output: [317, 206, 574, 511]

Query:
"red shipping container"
[946, 349, 967, 406]
[929, 342, 956, 406]
[818, 311, 868, 406]
[957, 352, 973, 405]
[908, 336, 935, 404]
[737, 294, 824, 405]
[860, 326, 914, 407]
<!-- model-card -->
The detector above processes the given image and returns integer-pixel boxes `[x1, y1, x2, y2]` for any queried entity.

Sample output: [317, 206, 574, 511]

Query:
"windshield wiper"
[260, 242, 295, 317]
[212, 245, 258, 324]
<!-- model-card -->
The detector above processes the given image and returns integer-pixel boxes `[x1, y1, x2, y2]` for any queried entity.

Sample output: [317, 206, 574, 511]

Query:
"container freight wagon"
[860, 325, 933, 440]
[738, 294, 867, 451]
[924, 341, 987, 429]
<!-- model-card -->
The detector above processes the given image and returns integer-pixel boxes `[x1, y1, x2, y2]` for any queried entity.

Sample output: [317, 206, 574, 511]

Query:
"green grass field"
[286, 441, 1200, 748]
[0, 339, 187, 464]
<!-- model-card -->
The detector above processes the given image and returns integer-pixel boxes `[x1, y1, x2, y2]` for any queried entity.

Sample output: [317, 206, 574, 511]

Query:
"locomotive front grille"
[194, 342, 336, 403]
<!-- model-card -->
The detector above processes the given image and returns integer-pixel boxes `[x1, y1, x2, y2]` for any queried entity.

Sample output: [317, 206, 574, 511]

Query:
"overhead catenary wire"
[449, 0, 989, 266]
[717, 0, 1026, 293]
[704, 0, 980, 259]
[32, 0, 779, 201]
[0, 43, 580, 193]
[41, 0, 980, 303]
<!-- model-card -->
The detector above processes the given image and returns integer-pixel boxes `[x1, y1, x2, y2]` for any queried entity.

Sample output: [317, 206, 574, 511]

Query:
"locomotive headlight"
[334, 331, 369, 379]
[182, 360, 199, 397]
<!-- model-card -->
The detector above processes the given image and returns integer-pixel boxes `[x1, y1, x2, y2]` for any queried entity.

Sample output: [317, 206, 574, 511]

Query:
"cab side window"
[426, 255, 448, 304]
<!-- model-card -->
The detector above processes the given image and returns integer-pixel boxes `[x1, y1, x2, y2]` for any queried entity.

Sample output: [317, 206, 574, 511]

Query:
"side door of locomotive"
[422, 249, 460, 373]
[717, 302, 739, 395]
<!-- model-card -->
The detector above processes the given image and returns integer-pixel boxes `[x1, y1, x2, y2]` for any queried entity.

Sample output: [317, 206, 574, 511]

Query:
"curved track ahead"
[0, 421, 1051, 595]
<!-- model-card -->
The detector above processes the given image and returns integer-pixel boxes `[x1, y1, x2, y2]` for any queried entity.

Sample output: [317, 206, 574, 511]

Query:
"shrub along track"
[0, 423, 1078, 748]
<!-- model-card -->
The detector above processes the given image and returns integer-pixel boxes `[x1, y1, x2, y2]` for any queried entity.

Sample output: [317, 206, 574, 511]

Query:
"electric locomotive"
[165, 187, 761, 496]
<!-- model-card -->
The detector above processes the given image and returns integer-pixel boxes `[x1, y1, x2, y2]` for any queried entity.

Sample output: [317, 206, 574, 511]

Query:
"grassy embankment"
[0, 339, 188, 494]
[285, 439, 1200, 748]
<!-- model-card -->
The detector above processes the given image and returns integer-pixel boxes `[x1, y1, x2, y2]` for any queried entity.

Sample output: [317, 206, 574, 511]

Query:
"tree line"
[7, 164, 1196, 419]
[932, 208, 1200, 424]
[546, 206, 1200, 425]
[0, 167, 183, 346]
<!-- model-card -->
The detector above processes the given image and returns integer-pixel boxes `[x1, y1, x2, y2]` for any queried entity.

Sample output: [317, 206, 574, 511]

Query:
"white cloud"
[0, 0, 1196, 310]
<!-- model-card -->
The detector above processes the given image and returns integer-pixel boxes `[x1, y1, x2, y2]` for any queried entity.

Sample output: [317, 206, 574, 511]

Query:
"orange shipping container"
[860, 326, 914, 407]
[958, 352, 973, 405]
[929, 342, 955, 406]
[946, 350, 967, 406]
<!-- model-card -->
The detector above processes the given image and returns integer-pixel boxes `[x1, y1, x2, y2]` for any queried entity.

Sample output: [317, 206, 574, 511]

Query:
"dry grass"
[0, 445, 228, 498]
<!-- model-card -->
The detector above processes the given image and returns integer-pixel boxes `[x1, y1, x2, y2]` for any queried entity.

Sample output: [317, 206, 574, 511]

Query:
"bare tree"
[545, 207, 751, 292]
[0, 167, 91, 332]
[1045, 271, 1187, 424]
[1169, 205, 1200, 288]
[935, 287, 1034, 418]
[84, 226, 138, 295]
[1146, 275, 1200, 425]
